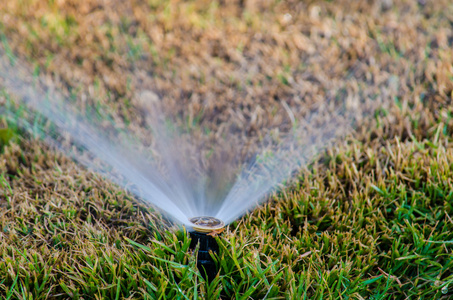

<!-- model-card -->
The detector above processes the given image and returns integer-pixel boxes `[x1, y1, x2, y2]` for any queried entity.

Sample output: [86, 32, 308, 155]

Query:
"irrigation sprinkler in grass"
[189, 216, 225, 282]
[0, 42, 379, 287]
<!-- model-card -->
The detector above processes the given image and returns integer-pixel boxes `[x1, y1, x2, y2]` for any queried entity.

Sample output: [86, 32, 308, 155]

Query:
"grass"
[1, 0, 453, 298]
[0, 133, 452, 299]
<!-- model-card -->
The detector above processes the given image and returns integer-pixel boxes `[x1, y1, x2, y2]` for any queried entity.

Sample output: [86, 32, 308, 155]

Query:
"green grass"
[0, 113, 452, 298]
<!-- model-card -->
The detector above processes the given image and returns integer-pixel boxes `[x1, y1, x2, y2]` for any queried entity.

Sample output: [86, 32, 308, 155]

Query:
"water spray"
[189, 216, 225, 282]
[0, 40, 379, 287]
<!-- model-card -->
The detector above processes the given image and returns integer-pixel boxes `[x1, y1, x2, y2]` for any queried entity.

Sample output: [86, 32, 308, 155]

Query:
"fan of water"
[0, 39, 379, 229]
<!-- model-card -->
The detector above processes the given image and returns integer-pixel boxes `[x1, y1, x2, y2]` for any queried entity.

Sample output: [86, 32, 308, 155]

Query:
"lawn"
[0, 0, 453, 298]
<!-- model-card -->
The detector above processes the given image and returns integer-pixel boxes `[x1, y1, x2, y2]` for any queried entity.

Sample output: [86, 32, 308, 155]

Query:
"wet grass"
[1, 0, 453, 298]
[1, 124, 452, 298]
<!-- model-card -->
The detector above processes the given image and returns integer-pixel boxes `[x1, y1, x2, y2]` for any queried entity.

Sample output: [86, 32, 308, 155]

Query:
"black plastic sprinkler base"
[189, 231, 219, 282]
[188, 216, 225, 283]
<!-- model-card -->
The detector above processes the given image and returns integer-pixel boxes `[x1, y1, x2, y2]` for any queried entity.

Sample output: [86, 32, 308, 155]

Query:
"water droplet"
[442, 285, 448, 294]
[282, 13, 292, 23]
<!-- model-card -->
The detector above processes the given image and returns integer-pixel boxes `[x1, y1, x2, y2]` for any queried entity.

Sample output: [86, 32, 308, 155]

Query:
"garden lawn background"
[1, 0, 453, 298]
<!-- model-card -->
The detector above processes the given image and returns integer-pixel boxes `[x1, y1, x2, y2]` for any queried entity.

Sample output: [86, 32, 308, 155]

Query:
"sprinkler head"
[189, 216, 225, 233]
[189, 216, 225, 282]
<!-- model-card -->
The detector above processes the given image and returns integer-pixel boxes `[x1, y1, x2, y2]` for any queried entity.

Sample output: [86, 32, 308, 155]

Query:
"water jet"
[189, 216, 225, 282]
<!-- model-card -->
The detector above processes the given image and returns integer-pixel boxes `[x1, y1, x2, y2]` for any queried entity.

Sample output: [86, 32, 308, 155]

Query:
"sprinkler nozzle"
[189, 216, 225, 282]
[189, 216, 225, 233]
